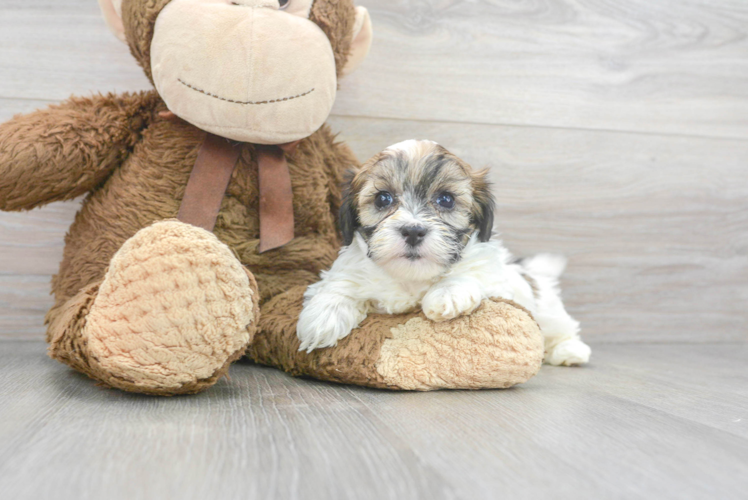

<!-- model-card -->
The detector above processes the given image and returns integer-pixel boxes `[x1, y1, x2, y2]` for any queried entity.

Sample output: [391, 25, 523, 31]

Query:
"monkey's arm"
[0, 91, 160, 211]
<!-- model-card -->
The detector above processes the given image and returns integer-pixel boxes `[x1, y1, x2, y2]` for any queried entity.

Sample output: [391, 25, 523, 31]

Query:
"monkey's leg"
[249, 286, 543, 390]
[47, 220, 259, 395]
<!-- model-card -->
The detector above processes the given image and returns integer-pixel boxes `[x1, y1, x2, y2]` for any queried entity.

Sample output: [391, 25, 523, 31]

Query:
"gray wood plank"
[1, 101, 746, 342]
[0, 196, 81, 339]
[2, 1, 92, 9]
[2, 1, 747, 138]
[0, 97, 54, 118]
[0, 9, 151, 101]
[545, 343, 748, 439]
[0, 341, 746, 500]
[338, 0, 748, 138]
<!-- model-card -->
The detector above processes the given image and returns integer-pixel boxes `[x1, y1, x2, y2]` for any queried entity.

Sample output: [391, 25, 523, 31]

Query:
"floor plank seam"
[328, 112, 748, 142]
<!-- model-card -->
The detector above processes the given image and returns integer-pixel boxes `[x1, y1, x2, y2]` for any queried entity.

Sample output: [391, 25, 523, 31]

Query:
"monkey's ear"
[471, 171, 496, 242]
[98, 0, 127, 43]
[339, 173, 361, 246]
[342, 7, 373, 76]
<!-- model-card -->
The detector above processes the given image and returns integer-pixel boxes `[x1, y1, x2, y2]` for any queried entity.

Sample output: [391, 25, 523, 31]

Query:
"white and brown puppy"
[297, 140, 591, 366]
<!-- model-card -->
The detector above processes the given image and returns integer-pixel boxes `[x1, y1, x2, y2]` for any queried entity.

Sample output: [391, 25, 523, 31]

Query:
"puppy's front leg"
[297, 290, 368, 353]
[422, 276, 484, 322]
[421, 240, 511, 322]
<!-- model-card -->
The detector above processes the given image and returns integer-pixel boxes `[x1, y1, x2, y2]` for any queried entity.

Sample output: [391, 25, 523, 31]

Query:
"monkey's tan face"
[342, 140, 495, 282]
[149, 0, 364, 144]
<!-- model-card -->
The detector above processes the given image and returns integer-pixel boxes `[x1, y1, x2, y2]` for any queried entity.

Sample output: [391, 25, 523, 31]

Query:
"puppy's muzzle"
[400, 225, 428, 247]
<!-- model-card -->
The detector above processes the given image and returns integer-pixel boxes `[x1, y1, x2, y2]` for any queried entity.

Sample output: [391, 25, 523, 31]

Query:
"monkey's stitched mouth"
[178, 78, 315, 105]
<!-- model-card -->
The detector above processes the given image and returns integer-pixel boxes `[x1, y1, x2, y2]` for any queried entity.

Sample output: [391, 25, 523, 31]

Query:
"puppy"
[296, 140, 591, 366]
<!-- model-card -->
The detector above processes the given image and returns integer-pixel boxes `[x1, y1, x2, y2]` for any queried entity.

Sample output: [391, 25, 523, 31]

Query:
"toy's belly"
[52, 122, 346, 307]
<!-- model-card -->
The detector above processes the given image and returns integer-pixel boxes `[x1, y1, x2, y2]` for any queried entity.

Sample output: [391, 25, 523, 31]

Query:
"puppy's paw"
[422, 284, 483, 322]
[545, 338, 591, 366]
[297, 295, 367, 353]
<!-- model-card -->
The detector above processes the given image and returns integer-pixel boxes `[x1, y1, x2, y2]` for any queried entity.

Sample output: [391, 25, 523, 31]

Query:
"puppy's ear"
[471, 169, 495, 242]
[339, 170, 360, 246]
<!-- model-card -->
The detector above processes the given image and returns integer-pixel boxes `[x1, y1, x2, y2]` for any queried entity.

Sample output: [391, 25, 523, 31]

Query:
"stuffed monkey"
[0, 0, 543, 395]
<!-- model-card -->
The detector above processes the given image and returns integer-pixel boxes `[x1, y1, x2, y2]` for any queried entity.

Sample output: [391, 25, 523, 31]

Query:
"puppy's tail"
[514, 253, 567, 280]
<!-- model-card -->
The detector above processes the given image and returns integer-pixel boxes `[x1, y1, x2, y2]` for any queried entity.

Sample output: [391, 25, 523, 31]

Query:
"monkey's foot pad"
[84, 220, 257, 395]
[374, 299, 545, 390]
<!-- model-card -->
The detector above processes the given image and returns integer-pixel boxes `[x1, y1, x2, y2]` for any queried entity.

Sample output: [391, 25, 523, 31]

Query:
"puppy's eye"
[435, 193, 455, 209]
[278, 0, 289, 9]
[374, 191, 394, 209]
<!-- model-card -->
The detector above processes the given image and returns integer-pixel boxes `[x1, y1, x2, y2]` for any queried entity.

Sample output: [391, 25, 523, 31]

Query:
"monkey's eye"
[374, 192, 394, 209]
[435, 192, 455, 210]
[278, 0, 290, 9]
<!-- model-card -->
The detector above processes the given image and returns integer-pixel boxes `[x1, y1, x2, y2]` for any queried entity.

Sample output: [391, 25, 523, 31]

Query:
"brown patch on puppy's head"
[469, 166, 495, 243]
[340, 140, 496, 281]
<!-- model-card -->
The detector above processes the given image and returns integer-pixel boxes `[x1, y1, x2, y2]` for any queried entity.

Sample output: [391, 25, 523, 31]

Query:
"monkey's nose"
[401, 225, 428, 247]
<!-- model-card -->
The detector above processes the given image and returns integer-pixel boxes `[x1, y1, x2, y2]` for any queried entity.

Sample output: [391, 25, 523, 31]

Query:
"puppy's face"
[341, 140, 495, 281]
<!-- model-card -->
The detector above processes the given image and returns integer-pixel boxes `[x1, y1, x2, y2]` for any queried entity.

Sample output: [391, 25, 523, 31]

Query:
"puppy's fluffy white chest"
[297, 233, 537, 352]
[296, 138, 590, 365]
[312, 236, 436, 316]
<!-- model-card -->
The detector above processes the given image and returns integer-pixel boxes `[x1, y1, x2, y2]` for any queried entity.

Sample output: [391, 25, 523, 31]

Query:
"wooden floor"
[0, 341, 746, 499]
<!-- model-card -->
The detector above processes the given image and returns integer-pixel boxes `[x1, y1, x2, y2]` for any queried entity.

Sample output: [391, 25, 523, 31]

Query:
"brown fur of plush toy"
[252, 289, 543, 390]
[0, 0, 544, 395]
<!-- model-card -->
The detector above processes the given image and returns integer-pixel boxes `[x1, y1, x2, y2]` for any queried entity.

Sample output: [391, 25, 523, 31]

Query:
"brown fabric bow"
[256, 141, 299, 253]
[170, 111, 297, 253]
[177, 133, 242, 232]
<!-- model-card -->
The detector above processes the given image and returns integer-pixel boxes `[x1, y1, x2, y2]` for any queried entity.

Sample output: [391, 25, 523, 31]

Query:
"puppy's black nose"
[401, 225, 428, 247]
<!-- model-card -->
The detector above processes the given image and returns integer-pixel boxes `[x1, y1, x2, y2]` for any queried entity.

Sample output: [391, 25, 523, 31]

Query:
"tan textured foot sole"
[375, 299, 544, 390]
[84, 220, 257, 395]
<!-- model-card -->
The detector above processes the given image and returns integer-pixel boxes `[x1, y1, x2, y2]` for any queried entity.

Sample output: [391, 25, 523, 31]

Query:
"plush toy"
[0, 0, 544, 395]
